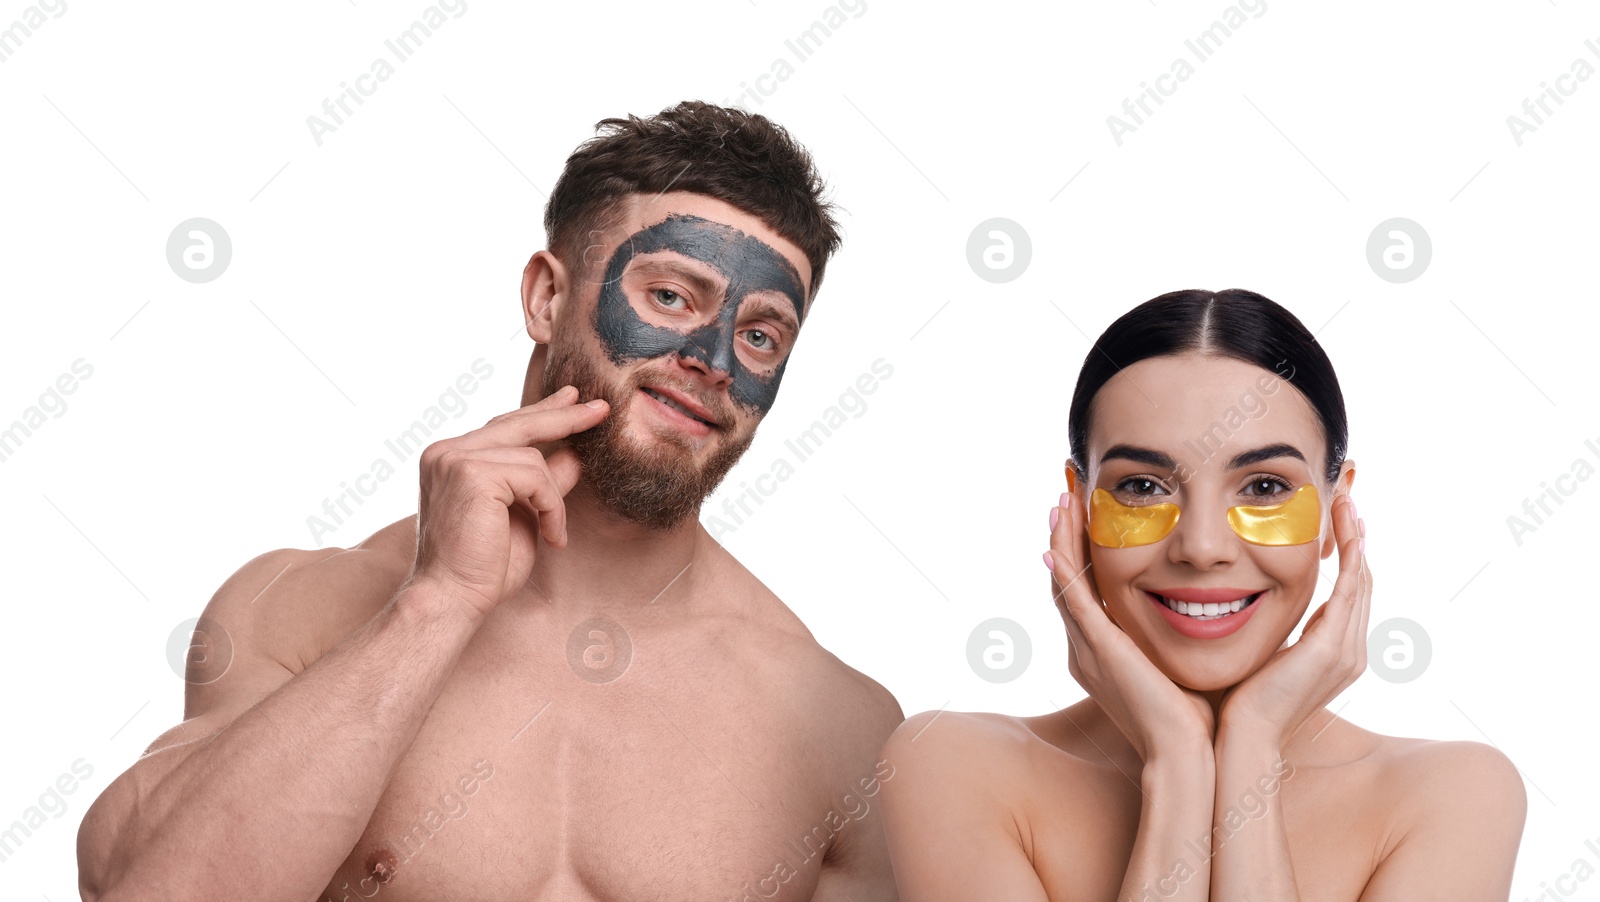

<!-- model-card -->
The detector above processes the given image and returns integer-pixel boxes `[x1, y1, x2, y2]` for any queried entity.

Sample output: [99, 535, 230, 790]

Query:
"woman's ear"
[521, 249, 569, 344]
[1321, 459, 1357, 560]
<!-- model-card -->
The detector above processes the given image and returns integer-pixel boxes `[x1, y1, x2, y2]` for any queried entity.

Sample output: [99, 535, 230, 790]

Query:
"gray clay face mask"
[591, 213, 807, 415]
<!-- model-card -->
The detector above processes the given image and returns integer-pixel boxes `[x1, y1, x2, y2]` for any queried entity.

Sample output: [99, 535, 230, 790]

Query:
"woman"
[879, 289, 1526, 900]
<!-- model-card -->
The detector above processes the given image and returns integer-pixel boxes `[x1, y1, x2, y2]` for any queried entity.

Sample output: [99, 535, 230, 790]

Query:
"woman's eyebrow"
[1227, 443, 1306, 469]
[1099, 442, 1307, 472]
[1100, 444, 1177, 470]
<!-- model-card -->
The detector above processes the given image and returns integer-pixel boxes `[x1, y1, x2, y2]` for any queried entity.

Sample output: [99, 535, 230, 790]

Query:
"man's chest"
[317, 624, 853, 901]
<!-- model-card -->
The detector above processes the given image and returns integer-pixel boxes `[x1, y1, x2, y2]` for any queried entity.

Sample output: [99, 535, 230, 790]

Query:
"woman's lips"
[1145, 589, 1264, 639]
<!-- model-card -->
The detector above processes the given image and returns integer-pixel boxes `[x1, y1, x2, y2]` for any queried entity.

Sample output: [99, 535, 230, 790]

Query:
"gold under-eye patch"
[1226, 483, 1321, 546]
[1086, 484, 1322, 548]
[1088, 489, 1180, 548]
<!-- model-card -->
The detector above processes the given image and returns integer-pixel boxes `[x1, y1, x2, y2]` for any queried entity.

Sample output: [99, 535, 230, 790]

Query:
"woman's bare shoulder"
[1311, 718, 1526, 840]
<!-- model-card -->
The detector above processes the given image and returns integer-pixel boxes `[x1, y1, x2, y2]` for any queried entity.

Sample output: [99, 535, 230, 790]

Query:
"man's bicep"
[877, 712, 1050, 902]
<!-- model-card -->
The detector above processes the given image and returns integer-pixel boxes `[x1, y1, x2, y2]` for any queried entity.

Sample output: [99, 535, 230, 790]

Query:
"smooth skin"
[880, 353, 1525, 901]
[78, 192, 903, 902]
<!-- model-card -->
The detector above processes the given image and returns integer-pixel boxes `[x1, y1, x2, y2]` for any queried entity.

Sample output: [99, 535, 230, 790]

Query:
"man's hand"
[409, 384, 609, 620]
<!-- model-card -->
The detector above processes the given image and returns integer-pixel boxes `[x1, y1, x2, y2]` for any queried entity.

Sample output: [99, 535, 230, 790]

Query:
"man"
[78, 101, 904, 902]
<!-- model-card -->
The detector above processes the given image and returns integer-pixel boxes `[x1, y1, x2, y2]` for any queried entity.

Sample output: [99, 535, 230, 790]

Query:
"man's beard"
[543, 340, 756, 531]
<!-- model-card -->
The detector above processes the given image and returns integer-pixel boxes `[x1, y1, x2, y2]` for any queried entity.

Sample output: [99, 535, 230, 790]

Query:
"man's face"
[544, 193, 812, 530]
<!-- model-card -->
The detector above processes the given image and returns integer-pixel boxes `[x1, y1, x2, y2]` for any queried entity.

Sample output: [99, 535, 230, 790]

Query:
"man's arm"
[76, 543, 484, 902]
[814, 676, 903, 900]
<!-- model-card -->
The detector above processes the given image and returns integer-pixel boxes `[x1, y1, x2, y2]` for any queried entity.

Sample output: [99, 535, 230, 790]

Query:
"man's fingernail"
[586, 399, 606, 409]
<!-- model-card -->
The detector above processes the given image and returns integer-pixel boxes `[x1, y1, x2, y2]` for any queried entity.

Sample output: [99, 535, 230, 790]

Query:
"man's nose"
[678, 320, 736, 381]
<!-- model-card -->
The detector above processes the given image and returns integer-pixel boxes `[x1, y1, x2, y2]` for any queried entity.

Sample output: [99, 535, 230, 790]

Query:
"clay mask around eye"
[1226, 483, 1321, 546]
[1086, 483, 1322, 548]
[592, 213, 806, 415]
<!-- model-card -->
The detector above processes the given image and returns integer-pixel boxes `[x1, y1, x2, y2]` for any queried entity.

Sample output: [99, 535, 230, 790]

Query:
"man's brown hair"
[543, 100, 843, 300]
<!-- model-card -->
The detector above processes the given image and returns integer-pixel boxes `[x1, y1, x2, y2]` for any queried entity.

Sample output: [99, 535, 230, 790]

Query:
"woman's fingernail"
[1049, 506, 1060, 531]
[1358, 517, 1365, 538]
[1060, 492, 1071, 510]
[1042, 551, 1055, 572]
[1358, 537, 1365, 556]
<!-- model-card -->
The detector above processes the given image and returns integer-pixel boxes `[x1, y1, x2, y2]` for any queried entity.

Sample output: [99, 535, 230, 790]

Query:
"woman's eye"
[1114, 477, 1168, 499]
[1244, 476, 1293, 498]
[652, 288, 686, 310]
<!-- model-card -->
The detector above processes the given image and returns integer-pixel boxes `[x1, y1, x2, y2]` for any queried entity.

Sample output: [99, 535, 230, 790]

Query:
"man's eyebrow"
[1227, 443, 1306, 470]
[628, 258, 725, 299]
[741, 293, 802, 332]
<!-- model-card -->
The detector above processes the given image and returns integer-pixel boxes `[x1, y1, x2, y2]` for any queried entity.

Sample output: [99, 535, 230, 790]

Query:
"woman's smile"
[1144, 588, 1266, 639]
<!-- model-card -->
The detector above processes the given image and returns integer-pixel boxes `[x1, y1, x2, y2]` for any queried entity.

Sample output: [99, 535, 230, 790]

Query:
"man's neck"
[511, 483, 708, 614]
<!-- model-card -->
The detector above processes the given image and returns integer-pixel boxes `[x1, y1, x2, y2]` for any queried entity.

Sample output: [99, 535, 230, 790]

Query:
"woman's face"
[1073, 352, 1354, 692]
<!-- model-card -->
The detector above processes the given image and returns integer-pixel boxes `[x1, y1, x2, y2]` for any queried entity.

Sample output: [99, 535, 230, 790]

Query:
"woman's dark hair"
[1067, 288, 1348, 485]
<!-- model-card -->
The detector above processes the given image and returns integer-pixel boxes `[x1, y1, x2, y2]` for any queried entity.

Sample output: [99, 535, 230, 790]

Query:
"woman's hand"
[1217, 493, 1371, 748]
[1046, 491, 1216, 763]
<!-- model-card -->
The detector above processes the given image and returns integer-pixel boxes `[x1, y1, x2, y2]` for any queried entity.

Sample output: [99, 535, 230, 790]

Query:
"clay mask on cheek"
[1226, 483, 1321, 546]
[591, 213, 806, 415]
[1085, 483, 1322, 548]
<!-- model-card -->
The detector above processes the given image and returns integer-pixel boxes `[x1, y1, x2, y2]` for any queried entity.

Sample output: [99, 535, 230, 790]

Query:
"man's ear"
[522, 249, 569, 344]
[1320, 459, 1357, 560]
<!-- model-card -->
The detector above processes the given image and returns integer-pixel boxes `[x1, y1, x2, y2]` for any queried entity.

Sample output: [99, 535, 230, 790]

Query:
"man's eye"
[651, 288, 686, 309]
[745, 328, 775, 351]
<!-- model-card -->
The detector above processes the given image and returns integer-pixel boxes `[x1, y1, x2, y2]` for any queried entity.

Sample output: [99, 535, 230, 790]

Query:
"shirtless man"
[77, 101, 904, 902]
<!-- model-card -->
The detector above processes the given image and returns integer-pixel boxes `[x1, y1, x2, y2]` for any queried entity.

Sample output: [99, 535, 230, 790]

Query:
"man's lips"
[640, 385, 719, 427]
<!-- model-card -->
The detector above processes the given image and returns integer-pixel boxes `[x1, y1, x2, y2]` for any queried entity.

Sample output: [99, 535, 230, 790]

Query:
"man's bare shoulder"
[704, 544, 903, 752]
[211, 516, 418, 672]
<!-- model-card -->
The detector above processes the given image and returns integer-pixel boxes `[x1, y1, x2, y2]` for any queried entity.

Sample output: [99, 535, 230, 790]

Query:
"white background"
[2, 0, 1597, 896]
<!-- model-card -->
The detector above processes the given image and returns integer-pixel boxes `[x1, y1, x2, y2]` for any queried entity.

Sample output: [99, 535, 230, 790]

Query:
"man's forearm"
[88, 580, 482, 902]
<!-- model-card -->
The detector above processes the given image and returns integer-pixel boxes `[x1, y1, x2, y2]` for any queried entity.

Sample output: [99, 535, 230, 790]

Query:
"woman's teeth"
[1158, 593, 1261, 620]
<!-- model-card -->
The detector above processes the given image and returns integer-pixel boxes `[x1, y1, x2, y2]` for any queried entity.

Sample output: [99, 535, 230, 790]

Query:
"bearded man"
[78, 101, 904, 902]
